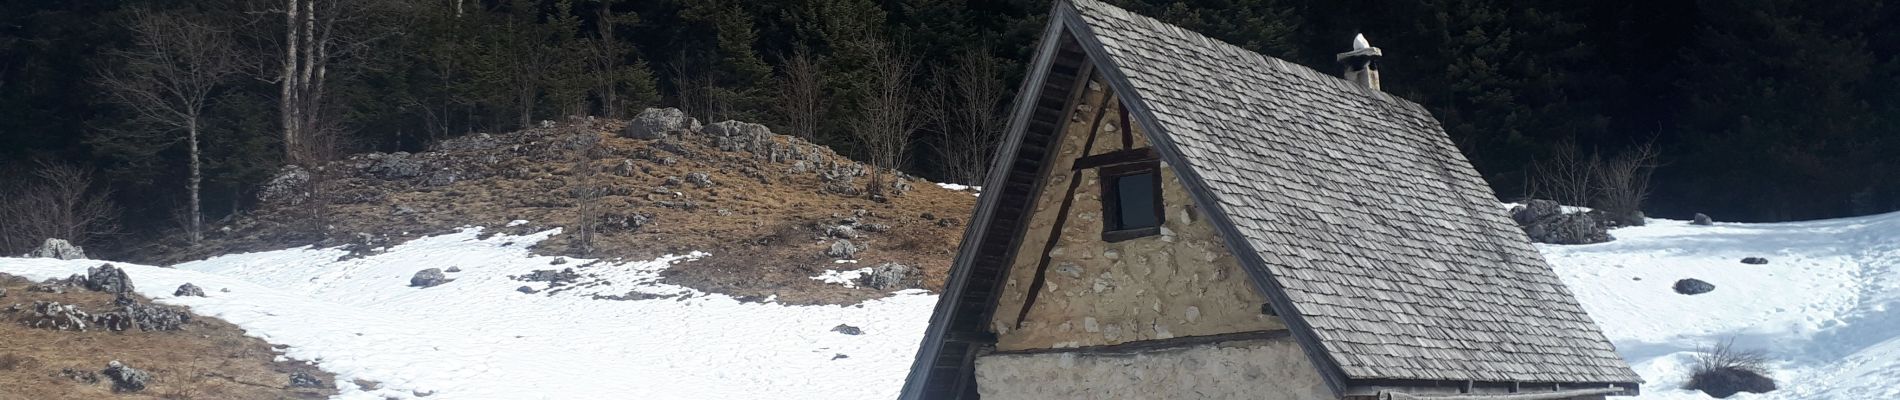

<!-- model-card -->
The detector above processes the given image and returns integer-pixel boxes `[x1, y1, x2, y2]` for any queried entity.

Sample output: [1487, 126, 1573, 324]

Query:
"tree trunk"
[281, 0, 302, 162]
[187, 120, 204, 243]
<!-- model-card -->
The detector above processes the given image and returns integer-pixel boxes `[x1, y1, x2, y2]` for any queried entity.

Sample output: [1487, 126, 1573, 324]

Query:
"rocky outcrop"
[1692, 213, 1714, 226]
[859, 262, 920, 290]
[259, 165, 312, 205]
[621, 108, 701, 139]
[1510, 199, 1613, 245]
[28, 238, 87, 260]
[19, 301, 91, 331]
[102, 361, 150, 392]
[94, 298, 192, 332]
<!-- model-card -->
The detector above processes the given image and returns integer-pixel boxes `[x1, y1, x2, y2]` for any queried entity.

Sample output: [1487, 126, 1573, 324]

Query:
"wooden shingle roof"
[1065, 0, 1640, 385]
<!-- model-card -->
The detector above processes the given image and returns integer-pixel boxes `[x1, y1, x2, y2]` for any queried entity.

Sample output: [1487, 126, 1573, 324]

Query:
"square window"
[1100, 161, 1164, 242]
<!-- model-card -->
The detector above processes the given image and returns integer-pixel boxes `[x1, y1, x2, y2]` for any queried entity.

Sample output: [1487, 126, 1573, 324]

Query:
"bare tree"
[1526, 140, 1599, 206]
[850, 39, 923, 196]
[568, 132, 602, 256]
[0, 161, 120, 254]
[96, 9, 240, 244]
[933, 46, 1008, 185]
[273, 0, 391, 164]
[1594, 141, 1661, 226]
[776, 48, 823, 141]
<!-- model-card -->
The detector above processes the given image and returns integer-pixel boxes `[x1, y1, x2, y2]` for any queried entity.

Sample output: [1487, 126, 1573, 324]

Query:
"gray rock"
[831, 324, 863, 335]
[83, 264, 134, 295]
[174, 283, 205, 297]
[826, 225, 859, 239]
[621, 108, 701, 139]
[1741, 257, 1769, 265]
[410, 268, 448, 288]
[1511, 199, 1564, 225]
[0, 287, 6, 298]
[1674, 278, 1715, 295]
[825, 240, 860, 259]
[102, 360, 150, 392]
[516, 286, 538, 294]
[1692, 213, 1714, 226]
[858, 223, 890, 233]
[424, 169, 458, 186]
[259, 164, 312, 205]
[445, 266, 461, 273]
[859, 262, 920, 290]
[28, 238, 86, 260]
[550, 257, 568, 265]
[685, 172, 714, 188]
[289, 371, 326, 388]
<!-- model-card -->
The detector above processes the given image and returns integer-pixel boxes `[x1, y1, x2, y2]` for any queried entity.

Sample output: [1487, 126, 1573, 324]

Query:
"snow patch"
[812, 267, 873, 288]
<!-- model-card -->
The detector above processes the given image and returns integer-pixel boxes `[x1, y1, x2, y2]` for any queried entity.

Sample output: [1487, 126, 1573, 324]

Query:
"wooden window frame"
[1094, 149, 1164, 242]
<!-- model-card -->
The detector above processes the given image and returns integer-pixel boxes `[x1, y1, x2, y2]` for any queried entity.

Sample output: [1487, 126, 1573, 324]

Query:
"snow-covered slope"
[1546, 212, 1900, 399]
[2, 211, 1897, 399]
[0, 227, 937, 400]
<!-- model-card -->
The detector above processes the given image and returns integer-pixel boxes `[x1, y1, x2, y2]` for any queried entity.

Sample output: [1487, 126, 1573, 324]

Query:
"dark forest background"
[3, 0, 1898, 253]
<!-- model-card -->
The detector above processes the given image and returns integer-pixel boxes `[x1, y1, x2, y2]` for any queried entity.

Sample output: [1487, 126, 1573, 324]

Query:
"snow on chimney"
[1336, 33, 1382, 91]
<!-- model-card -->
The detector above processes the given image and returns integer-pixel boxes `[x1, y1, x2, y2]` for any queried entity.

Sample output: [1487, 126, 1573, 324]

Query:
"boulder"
[825, 240, 860, 259]
[101, 361, 150, 392]
[28, 238, 86, 260]
[516, 268, 580, 285]
[859, 262, 920, 290]
[831, 324, 863, 335]
[1741, 257, 1769, 265]
[1692, 213, 1714, 226]
[1689, 366, 1777, 398]
[621, 108, 701, 139]
[174, 283, 205, 297]
[410, 268, 448, 288]
[289, 371, 326, 388]
[1674, 278, 1715, 295]
[83, 264, 134, 295]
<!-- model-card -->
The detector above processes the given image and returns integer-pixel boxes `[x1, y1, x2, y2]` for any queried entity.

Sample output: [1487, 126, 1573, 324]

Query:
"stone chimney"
[1335, 33, 1382, 90]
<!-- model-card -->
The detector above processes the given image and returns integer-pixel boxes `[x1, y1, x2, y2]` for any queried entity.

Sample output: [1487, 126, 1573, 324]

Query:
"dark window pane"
[1115, 173, 1158, 229]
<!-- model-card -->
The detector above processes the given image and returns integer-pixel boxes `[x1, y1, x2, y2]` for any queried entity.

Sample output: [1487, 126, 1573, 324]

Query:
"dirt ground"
[0, 274, 338, 400]
[129, 117, 980, 305]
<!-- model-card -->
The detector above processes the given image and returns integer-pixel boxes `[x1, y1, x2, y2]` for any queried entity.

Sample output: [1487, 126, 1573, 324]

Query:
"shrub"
[1685, 339, 1777, 398]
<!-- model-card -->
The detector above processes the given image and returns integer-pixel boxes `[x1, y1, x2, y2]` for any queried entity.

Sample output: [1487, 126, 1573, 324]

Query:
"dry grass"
[130, 118, 978, 305]
[0, 273, 337, 399]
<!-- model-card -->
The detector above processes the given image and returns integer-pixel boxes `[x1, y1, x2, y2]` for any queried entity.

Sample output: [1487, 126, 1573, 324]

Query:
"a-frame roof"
[902, 0, 1641, 398]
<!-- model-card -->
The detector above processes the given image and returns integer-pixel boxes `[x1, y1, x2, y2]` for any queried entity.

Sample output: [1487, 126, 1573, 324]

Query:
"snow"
[0, 227, 937, 400]
[812, 267, 872, 288]
[935, 183, 981, 195]
[4, 210, 1900, 399]
[1546, 212, 1900, 399]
